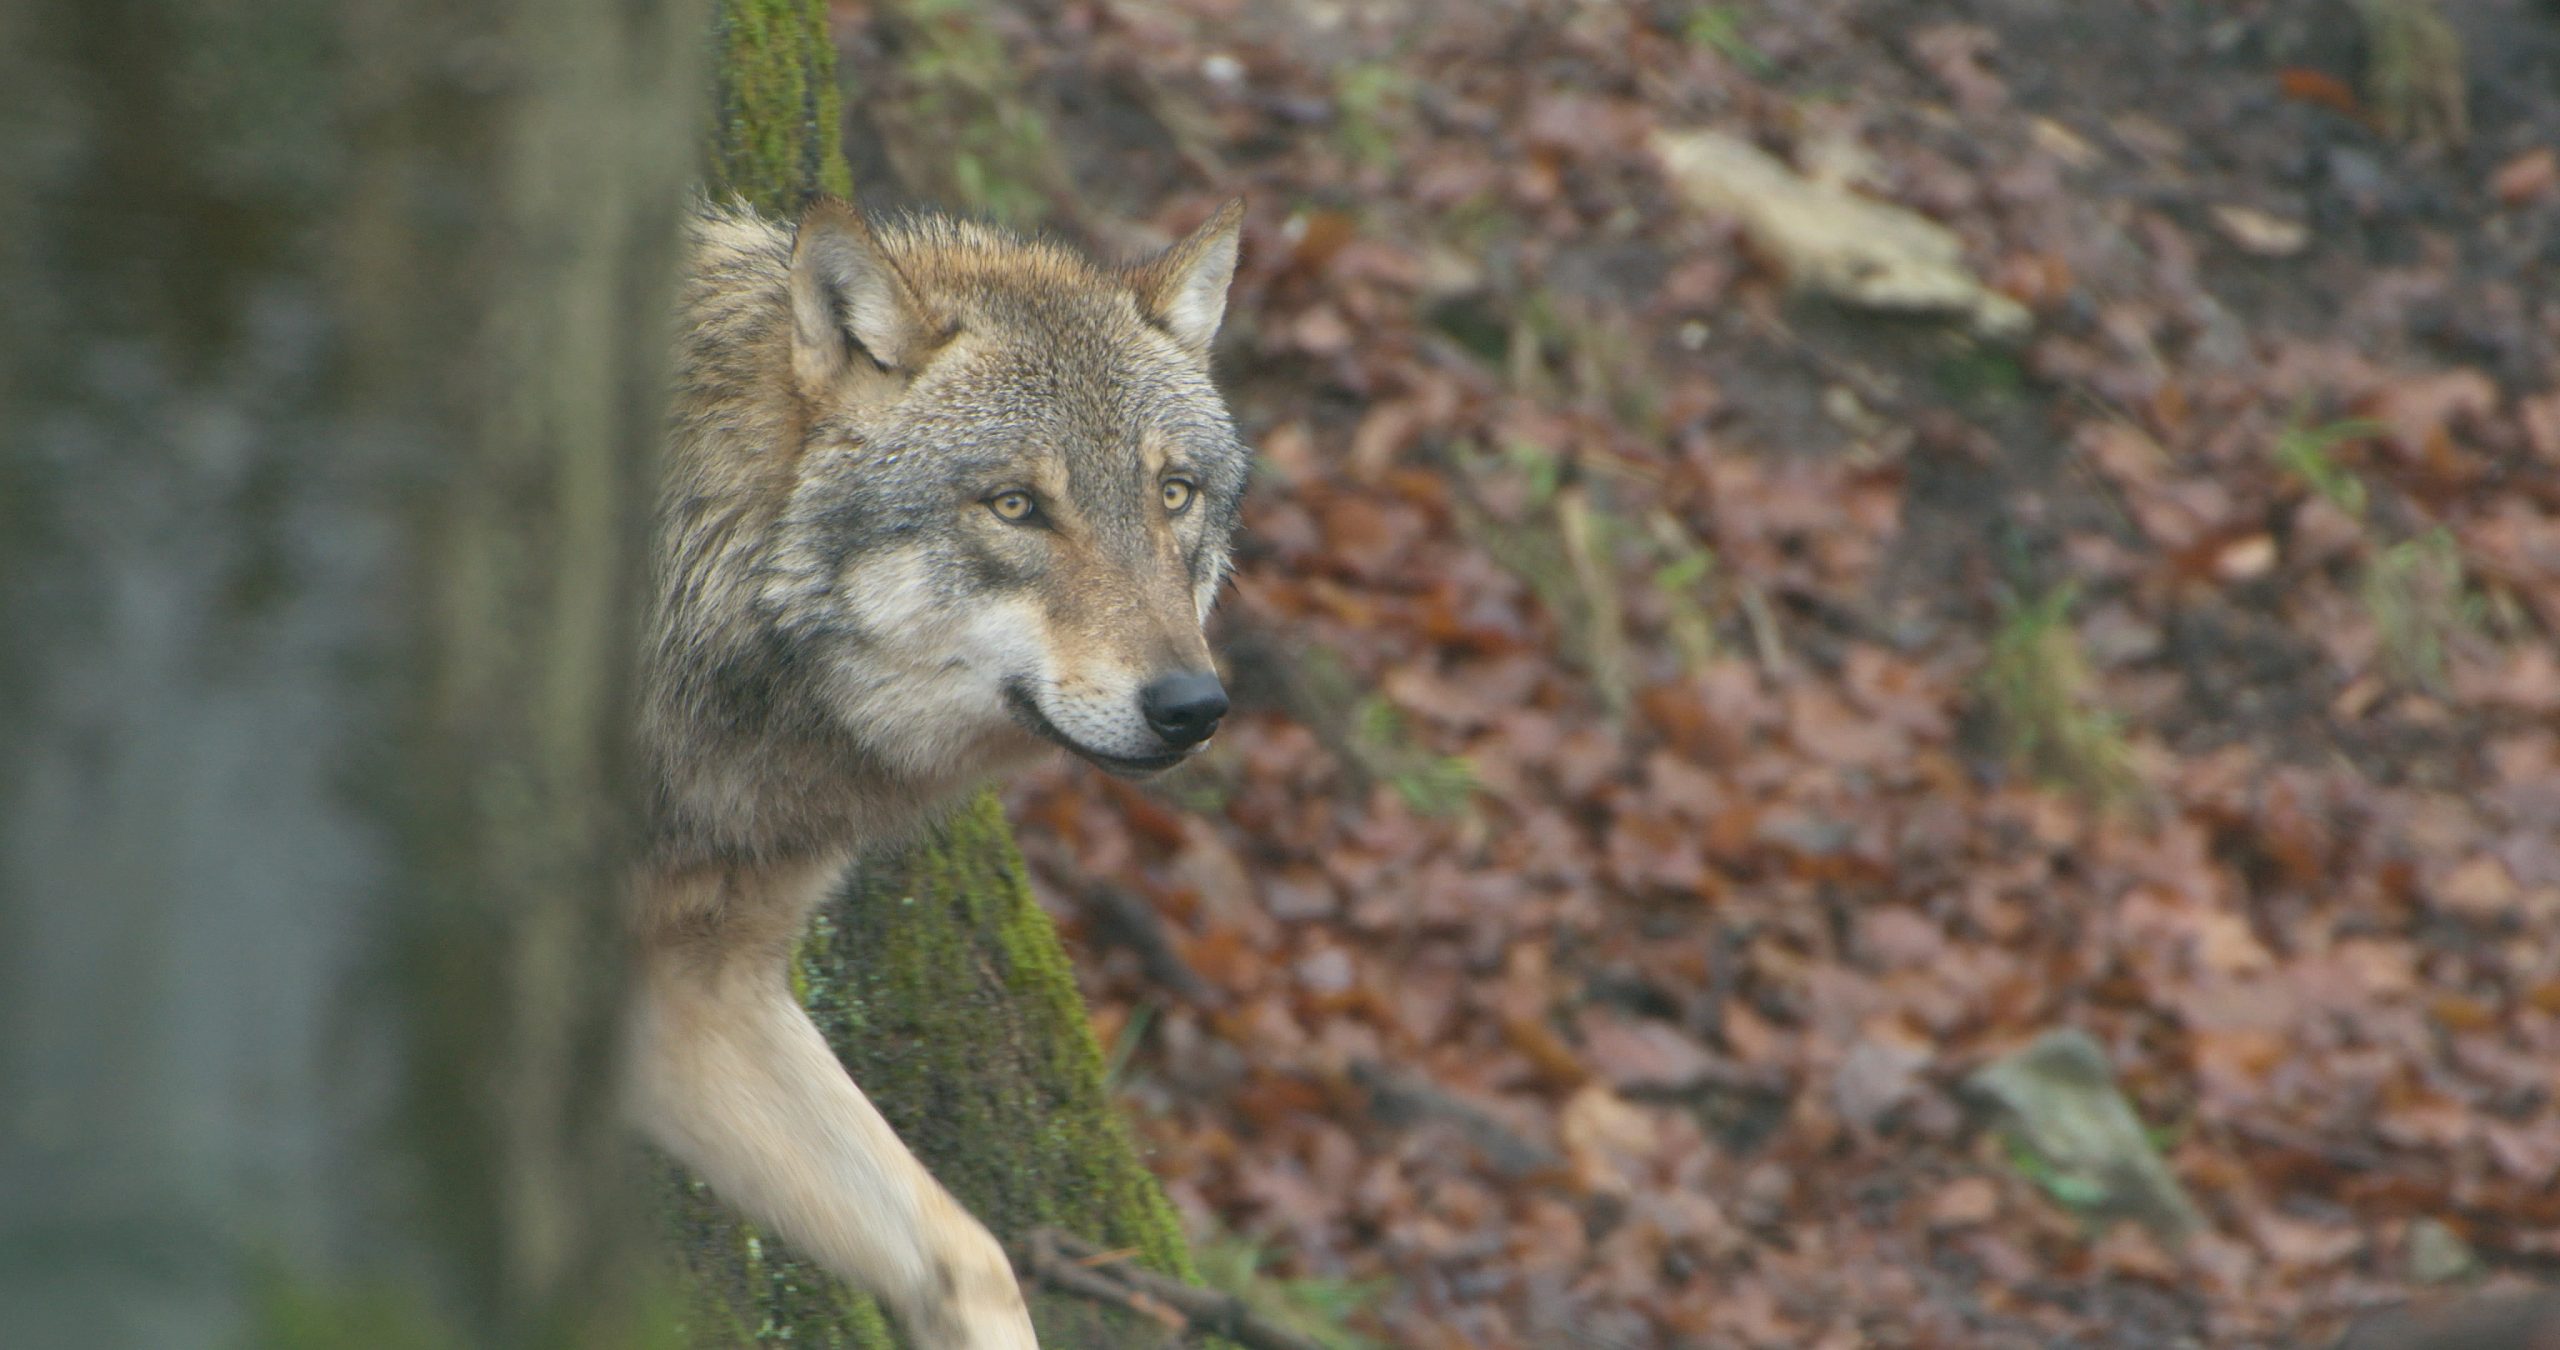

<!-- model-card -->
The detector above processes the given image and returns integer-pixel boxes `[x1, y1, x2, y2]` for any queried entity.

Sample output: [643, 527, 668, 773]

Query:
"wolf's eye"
[1160, 477, 1196, 515]
[988, 490, 1038, 523]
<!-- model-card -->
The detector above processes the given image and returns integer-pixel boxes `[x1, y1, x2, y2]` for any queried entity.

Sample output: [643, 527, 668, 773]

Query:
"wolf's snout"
[1140, 671, 1228, 748]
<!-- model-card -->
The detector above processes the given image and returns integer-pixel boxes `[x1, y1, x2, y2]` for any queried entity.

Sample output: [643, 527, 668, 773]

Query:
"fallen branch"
[1016, 1227, 1333, 1350]
[1079, 881, 1221, 1007]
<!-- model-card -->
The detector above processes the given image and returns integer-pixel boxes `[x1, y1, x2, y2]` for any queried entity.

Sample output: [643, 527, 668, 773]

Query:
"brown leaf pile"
[839, 0, 2560, 1344]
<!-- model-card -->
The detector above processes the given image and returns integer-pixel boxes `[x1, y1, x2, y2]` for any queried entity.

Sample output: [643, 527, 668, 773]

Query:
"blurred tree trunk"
[0, 0, 705, 1346]
[660, 5, 1206, 1347]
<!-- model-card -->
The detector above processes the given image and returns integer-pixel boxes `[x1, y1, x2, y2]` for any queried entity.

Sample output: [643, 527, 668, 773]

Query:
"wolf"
[627, 193, 1247, 1348]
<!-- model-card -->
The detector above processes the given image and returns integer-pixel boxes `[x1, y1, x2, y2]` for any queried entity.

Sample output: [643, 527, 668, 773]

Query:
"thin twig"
[1016, 1228, 1335, 1350]
[1078, 882, 1221, 1007]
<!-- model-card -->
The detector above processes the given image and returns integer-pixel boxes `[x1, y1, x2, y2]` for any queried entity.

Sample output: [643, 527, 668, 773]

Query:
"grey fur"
[626, 196, 1247, 1348]
[643, 200, 1247, 872]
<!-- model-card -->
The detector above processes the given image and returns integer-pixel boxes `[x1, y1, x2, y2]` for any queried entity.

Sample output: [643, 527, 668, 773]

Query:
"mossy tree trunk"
[0, 0, 705, 1346]
[661, 5, 1206, 1347]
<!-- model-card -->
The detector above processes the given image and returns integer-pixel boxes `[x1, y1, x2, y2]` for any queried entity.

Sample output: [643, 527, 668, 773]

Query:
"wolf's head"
[757, 198, 1248, 783]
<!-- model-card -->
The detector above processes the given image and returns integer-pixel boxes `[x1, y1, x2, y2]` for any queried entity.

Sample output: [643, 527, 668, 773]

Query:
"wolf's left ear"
[1129, 199, 1245, 358]
[790, 198, 936, 390]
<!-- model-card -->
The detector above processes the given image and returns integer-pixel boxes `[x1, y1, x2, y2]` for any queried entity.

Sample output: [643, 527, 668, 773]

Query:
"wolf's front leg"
[631, 940, 1037, 1348]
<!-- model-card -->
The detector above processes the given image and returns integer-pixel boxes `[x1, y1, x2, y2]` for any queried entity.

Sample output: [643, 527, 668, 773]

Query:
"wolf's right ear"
[790, 199, 935, 390]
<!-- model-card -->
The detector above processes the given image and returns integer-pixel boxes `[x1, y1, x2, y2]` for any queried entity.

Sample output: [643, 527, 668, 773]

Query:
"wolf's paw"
[902, 1221, 1038, 1350]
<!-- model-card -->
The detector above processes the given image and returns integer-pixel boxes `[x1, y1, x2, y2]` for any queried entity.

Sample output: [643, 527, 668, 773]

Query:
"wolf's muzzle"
[1140, 671, 1227, 748]
[1003, 680, 1198, 776]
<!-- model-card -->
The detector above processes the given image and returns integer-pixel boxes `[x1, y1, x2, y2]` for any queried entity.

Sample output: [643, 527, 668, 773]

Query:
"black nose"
[1140, 670, 1228, 748]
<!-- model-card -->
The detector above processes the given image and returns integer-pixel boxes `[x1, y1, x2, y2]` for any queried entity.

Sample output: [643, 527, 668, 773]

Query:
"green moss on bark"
[817, 794, 1199, 1345]
[704, 0, 853, 215]
[661, 1169, 899, 1348]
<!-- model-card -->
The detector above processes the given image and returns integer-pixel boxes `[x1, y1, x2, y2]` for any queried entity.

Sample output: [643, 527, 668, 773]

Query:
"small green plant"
[2362, 526, 2478, 690]
[1980, 584, 2140, 805]
[1456, 455, 1649, 711]
[1501, 292, 1665, 433]
[1154, 771, 1232, 817]
[2272, 414, 2383, 518]
[1333, 62, 1411, 171]
[1354, 697, 1478, 817]
[2002, 1133, 2113, 1214]
[1652, 547, 1714, 596]
[1436, 191, 1513, 257]
[1560, 302, 1664, 432]
[2355, 0, 2469, 147]
[1933, 345, 2026, 409]
[876, 0, 1060, 223]
[1194, 1233, 1392, 1350]
[1098, 1001, 1155, 1093]
[1683, 5, 1775, 75]
[1645, 509, 1721, 673]
[1501, 437, 1565, 509]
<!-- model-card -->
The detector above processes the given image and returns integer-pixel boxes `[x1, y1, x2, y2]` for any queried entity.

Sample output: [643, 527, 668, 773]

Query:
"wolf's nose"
[1140, 671, 1228, 748]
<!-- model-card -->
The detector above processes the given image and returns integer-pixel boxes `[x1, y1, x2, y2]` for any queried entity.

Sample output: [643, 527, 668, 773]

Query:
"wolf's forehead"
[938, 331, 1218, 443]
[920, 259, 1132, 340]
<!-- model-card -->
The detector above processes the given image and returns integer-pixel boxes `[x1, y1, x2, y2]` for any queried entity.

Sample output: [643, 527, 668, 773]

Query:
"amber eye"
[1160, 477, 1196, 515]
[989, 490, 1037, 523]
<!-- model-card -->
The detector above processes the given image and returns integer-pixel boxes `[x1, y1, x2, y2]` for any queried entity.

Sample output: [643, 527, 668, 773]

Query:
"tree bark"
[0, 1, 705, 1347]
[660, 5, 1208, 1346]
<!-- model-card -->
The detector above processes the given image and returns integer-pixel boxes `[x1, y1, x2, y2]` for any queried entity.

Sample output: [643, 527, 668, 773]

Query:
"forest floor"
[833, 1, 2560, 1345]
